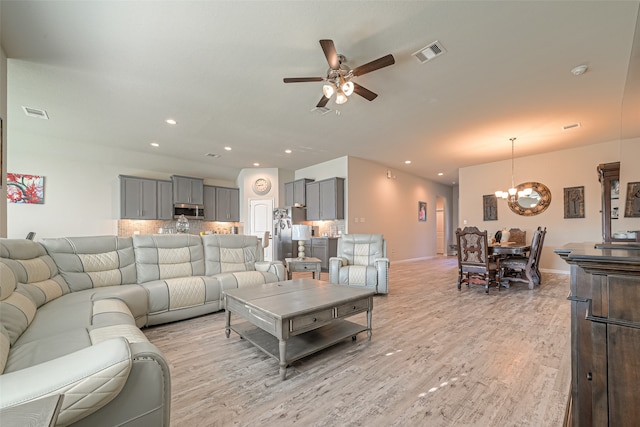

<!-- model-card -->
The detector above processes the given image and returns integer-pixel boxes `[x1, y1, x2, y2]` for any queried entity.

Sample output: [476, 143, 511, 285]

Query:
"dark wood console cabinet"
[556, 243, 640, 426]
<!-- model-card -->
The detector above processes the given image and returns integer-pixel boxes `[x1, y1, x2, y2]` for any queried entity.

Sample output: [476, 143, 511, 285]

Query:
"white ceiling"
[2, 1, 639, 185]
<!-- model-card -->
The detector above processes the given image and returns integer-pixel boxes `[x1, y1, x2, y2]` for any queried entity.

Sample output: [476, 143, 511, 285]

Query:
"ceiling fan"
[283, 39, 395, 108]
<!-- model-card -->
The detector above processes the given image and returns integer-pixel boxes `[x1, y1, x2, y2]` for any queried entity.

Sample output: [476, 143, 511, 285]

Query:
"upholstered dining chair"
[456, 226, 499, 293]
[329, 234, 389, 294]
[508, 228, 527, 245]
[500, 226, 547, 289]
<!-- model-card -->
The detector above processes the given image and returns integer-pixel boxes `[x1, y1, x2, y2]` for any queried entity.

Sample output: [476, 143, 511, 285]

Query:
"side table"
[285, 257, 322, 280]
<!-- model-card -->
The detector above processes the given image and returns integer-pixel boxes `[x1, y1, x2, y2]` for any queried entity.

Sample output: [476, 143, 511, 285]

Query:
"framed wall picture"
[418, 201, 427, 222]
[483, 194, 498, 221]
[564, 186, 585, 219]
[6, 173, 45, 204]
[624, 182, 640, 217]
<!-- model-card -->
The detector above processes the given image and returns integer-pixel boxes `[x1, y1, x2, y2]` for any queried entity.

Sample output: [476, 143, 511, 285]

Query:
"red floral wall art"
[7, 173, 44, 204]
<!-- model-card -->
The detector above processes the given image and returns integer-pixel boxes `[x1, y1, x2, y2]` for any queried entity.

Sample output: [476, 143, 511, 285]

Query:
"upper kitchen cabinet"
[120, 175, 157, 220]
[157, 180, 173, 220]
[172, 175, 204, 205]
[305, 177, 344, 221]
[215, 187, 240, 222]
[203, 185, 216, 221]
[284, 178, 314, 207]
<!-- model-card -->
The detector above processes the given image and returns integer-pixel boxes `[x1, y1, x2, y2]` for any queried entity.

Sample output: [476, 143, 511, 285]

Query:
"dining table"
[488, 242, 533, 288]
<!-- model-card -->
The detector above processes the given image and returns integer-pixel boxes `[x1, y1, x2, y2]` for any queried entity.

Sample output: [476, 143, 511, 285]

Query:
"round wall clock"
[252, 177, 272, 195]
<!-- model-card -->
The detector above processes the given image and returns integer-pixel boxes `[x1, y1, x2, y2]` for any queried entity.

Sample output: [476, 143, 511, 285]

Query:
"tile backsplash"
[118, 219, 240, 237]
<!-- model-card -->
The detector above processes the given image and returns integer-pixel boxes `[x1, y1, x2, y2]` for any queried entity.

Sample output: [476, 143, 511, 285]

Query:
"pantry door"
[249, 198, 274, 261]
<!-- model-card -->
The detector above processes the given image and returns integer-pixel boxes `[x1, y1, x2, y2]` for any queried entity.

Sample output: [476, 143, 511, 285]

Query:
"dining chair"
[500, 226, 547, 289]
[508, 228, 527, 245]
[455, 226, 499, 293]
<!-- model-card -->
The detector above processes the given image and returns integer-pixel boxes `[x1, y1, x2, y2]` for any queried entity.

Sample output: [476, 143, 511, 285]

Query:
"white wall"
[345, 157, 454, 262]
[459, 139, 640, 272]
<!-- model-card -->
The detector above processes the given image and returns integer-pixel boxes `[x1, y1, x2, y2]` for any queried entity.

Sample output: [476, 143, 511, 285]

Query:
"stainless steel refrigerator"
[273, 207, 306, 261]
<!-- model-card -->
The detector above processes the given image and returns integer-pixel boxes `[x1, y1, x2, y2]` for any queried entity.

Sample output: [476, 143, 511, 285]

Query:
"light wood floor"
[143, 256, 571, 427]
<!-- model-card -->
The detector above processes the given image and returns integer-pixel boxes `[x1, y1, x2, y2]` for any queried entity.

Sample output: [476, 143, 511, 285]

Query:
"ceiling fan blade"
[283, 77, 324, 83]
[320, 39, 339, 70]
[353, 83, 378, 101]
[352, 54, 395, 77]
[316, 96, 330, 108]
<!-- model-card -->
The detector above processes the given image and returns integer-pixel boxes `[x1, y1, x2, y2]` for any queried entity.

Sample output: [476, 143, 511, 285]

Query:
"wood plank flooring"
[143, 256, 571, 427]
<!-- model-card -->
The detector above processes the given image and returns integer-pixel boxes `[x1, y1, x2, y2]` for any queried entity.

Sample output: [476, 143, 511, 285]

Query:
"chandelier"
[495, 137, 532, 201]
[321, 55, 355, 105]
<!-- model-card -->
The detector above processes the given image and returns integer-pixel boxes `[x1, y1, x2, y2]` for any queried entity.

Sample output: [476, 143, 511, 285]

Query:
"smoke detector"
[571, 64, 588, 76]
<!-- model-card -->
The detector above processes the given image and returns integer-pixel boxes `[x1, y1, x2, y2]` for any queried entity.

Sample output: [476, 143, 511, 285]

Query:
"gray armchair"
[329, 234, 389, 294]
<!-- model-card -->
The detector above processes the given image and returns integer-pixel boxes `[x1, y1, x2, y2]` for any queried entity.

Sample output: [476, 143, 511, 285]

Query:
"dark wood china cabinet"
[597, 162, 638, 242]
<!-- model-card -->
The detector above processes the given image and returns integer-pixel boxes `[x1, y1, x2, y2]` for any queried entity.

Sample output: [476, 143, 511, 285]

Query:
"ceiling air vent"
[563, 123, 581, 131]
[22, 106, 49, 119]
[412, 41, 446, 64]
[205, 153, 221, 158]
[311, 106, 331, 115]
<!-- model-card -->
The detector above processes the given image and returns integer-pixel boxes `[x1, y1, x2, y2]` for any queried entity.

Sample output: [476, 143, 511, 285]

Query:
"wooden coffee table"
[224, 279, 374, 380]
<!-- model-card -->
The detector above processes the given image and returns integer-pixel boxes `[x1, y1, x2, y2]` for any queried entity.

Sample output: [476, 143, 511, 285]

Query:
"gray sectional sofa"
[0, 234, 285, 426]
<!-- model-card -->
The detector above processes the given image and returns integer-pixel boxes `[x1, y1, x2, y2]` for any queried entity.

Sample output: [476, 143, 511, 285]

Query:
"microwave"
[174, 203, 205, 220]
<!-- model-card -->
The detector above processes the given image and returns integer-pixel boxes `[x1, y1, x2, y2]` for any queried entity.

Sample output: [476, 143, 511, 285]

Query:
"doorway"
[436, 196, 446, 255]
[249, 198, 274, 261]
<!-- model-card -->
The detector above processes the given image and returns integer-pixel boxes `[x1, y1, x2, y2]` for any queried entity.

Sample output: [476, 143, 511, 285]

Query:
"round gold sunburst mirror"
[507, 182, 552, 216]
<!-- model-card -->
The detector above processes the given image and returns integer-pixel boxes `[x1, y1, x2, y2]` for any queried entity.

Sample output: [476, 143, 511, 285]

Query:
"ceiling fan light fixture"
[335, 90, 348, 105]
[342, 81, 354, 96]
[323, 84, 335, 98]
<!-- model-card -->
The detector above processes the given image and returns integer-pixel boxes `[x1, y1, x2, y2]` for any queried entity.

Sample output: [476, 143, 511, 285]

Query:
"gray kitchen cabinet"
[157, 180, 173, 220]
[305, 177, 344, 220]
[171, 175, 204, 205]
[284, 178, 314, 207]
[120, 175, 157, 220]
[215, 187, 239, 222]
[203, 185, 216, 221]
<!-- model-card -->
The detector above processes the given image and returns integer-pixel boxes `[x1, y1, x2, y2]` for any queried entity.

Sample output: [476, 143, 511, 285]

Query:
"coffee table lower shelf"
[230, 319, 367, 373]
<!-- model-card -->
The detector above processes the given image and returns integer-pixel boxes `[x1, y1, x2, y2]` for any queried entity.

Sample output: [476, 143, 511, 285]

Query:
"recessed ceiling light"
[150, 142, 160, 147]
[285, 149, 292, 154]
[165, 118, 177, 125]
[404, 160, 411, 164]
[253, 163, 260, 167]
[438, 172, 444, 176]
[224, 146, 232, 151]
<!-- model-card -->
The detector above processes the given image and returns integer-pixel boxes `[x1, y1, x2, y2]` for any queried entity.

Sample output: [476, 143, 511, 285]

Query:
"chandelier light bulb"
[342, 81, 354, 96]
[508, 187, 517, 196]
[495, 191, 503, 198]
[322, 84, 335, 98]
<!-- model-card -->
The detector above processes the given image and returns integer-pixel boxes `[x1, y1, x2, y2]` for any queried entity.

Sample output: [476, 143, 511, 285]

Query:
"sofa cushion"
[0, 240, 70, 307]
[0, 285, 37, 346]
[214, 271, 280, 290]
[339, 234, 385, 266]
[133, 234, 204, 283]
[141, 275, 220, 315]
[0, 325, 9, 374]
[41, 236, 137, 291]
[202, 234, 262, 275]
